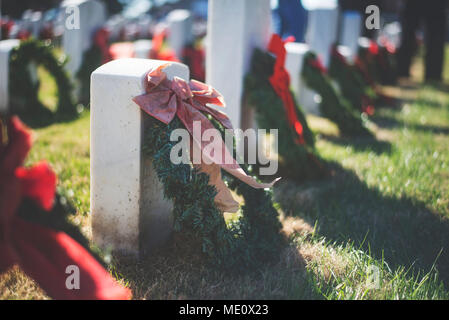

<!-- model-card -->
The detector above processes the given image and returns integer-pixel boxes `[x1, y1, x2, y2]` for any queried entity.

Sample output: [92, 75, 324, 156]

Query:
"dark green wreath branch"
[329, 48, 377, 113]
[244, 49, 328, 181]
[143, 115, 285, 271]
[302, 51, 372, 137]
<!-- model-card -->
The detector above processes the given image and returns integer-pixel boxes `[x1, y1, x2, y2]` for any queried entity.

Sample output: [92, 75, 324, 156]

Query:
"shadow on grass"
[111, 235, 321, 299]
[319, 133, 393, 155]
[373, 115, 449, 135]
[12, 105, 80, 129]
[275, 160, 449, 287]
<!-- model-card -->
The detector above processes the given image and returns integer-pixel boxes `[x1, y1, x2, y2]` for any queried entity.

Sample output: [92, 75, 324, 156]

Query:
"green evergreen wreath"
[357, 45, 397, 86]
[143, 114, 285, 271]
[8, 39, 77, 121]
[329, 49, 377, 113]
[244, 49, 328, 181]
[302, 52, 371, 137]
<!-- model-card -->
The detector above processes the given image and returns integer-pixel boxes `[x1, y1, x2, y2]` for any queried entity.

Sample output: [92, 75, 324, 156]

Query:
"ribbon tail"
[192, 140, 239, 213]
[178, 103, 280, 190]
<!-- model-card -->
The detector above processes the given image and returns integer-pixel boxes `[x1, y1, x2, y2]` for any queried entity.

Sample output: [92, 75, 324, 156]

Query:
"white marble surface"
[206, 0, 272, 130]
[340, 11, 362, 62]
[305, 8, 339, 68]
[61, 0, 106, 76]
[285, 42, 319, 115]
[134, 39, 152, 59]
[91, 58, 189, 256]
[167, 9, 193, 59]
[0, 39, 20, 113]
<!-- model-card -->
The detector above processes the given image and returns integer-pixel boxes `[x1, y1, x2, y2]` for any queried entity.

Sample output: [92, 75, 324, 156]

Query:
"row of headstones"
[0, 0, 194, 113]
[61, 0, 193, 77]
[90, 0, 373, 256]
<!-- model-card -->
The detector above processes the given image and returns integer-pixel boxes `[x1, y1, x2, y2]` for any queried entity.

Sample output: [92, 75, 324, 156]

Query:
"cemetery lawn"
[2, 54, 449, 300]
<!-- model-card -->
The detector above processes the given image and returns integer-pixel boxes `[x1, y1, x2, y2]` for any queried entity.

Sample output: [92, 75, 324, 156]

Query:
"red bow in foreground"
[133, 64, 279, 212]
[0, 116, 131, 300]
[267, 34, 306, 145]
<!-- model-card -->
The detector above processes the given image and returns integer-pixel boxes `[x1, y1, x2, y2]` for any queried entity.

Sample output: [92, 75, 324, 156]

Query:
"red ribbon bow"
[267, 34, 305, 145]
[133, 64, 279, 190]
[0, 116, 131, 300]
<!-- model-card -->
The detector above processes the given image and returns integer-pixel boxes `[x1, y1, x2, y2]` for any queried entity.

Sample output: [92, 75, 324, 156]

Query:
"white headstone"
[30, 11, 43, 38]
[61, 0, 106, 76]
[206, 0, 272, 130]
[0, 39, 20, 113]
[91, 58, 189, 256]
[133, 40, 152, 59]
[358, 37, 371, 51]
[379, 21, 401, 49]
[340, 11, 362, 62]
[305, 8, 339, 68]
[166, 9, 193, 59]
[285, 42, 319, 115]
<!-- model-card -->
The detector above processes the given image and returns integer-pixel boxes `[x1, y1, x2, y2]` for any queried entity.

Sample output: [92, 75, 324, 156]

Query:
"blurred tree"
[103, 0, 124, 15]
[1, 0, 60, 18]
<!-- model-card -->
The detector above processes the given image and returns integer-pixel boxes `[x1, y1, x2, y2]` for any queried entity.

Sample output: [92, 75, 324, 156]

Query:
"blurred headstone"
[61, 0, 106, 76]
[0, 39, 20, 113]
[30, 11, 43, 38]
[340, 10, 362, 62]
[285, 42, 319, 115]
[206, 0, 272, 130]
[305, 7, 339, 67]
[134, 39, 152, 59]
[167, 9, 193, 59]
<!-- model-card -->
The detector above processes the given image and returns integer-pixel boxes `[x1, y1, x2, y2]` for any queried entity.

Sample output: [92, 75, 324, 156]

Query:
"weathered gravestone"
[166, 9, 193, 60]
[206, 0, 271, 131]
[284, 42, 319, 115]
[61, 0, 106, 76]
[90, 58, 189, 256]
[133, 39, 152, 59]
[340, 11, 362, 62]
[0, 39, 20, 113]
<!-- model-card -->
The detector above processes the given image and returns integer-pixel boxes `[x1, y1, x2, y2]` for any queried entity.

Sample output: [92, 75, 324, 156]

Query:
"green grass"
[2, 50, 449, 300]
